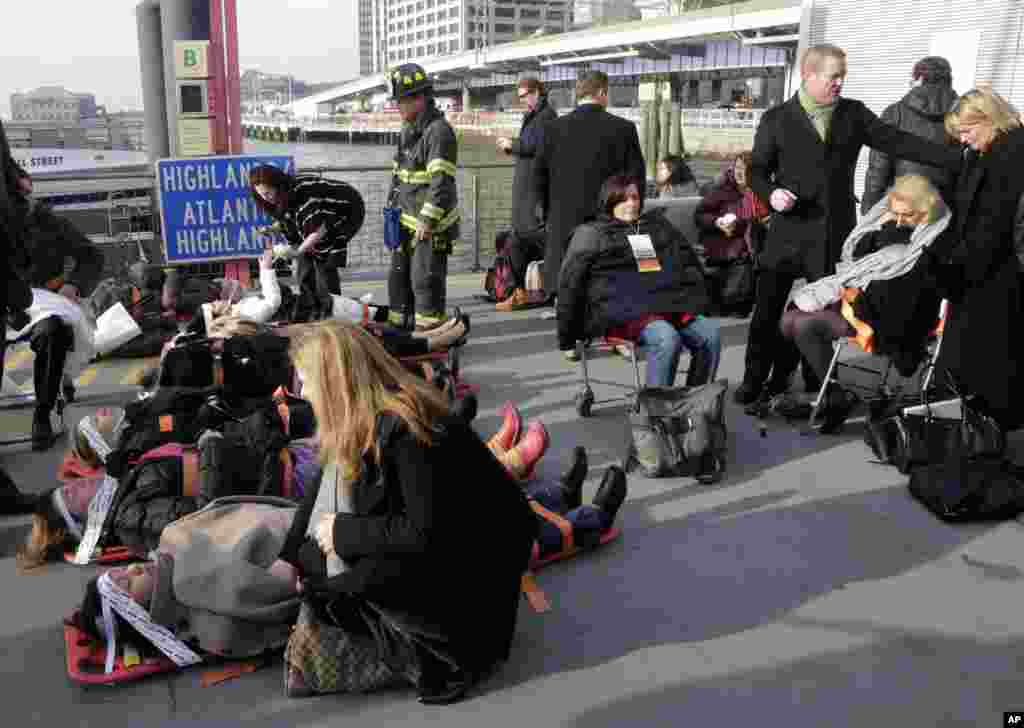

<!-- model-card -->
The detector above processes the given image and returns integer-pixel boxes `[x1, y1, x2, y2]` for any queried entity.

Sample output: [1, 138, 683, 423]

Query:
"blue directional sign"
[156, 154, 295, 264]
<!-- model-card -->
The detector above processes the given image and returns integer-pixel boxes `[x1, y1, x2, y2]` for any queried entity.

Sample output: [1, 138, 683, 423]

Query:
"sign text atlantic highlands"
[156, 154, 294, 264]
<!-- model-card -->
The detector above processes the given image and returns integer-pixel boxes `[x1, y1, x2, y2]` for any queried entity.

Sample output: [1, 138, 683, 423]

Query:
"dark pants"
[294, 253, 341, 322]
[508, 231, 545, 290]
[387, 229, 450, 327]
[779, 306, 856, 385]
[0, 316, 73, 413]
[744, 269, 822, 393]
[526, 478, 612, 558]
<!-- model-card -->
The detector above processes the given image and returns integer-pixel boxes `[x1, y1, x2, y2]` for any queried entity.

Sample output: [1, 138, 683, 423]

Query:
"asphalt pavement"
[1, 273, 1022, 728]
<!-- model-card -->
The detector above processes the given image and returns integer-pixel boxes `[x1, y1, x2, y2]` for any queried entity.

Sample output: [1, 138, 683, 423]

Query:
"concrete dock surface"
[2, 273, 1022, 727]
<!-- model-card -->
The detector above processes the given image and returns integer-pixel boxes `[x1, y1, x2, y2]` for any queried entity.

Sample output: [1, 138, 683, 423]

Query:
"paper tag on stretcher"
[627, 234, 661, 272]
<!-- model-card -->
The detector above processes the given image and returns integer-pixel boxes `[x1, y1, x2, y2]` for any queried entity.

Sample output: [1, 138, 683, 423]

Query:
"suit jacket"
[534, 103, 646, 291]
[750, 93, 962, 280]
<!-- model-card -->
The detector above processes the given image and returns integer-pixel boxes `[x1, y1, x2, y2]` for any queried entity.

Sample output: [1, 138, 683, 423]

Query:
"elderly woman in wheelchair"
[779, 175, 950, 432]
[556, 174, 720, 389]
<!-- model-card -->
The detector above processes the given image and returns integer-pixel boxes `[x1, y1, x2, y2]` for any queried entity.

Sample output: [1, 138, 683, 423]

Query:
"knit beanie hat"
[912, 56, 953, 85]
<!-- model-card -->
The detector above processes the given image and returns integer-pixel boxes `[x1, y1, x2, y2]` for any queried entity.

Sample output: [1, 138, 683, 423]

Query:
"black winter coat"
[861, 83, 959, 213]
[12, 202, 103, 295]
[105, 447, 261, 552]
[281, 413, 537, 675]
[0, 119, 31, 313]
[923, 127, 1024, 428]
[534, 103, 646, 292]
[750, 93, 962, 280]
[508, 98, 557, 238]
[556, 209, 710, 351]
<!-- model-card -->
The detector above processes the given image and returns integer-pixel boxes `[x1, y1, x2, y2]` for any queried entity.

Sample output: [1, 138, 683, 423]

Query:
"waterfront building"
[377, 0, 574, 67]
[10, 87, 100, 123]
[573, 0, 641, 28]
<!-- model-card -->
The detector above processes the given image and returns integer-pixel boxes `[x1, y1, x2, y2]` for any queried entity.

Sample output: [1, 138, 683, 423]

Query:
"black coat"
[281, 413, 537, 675]
[924, 127, 1024, 428]
[861, 83, 959, 213]
[534, 103, 646, 292]
[557, 209, 710, 350]
[0, 119, 31, 313]
[750, 93, 962, 280]
[13, 202, 103, 295]
[507, 97, 557, 238]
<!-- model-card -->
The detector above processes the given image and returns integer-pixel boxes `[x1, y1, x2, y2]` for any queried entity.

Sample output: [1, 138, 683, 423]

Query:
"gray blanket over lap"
[149, 496, 302, 658]
[793, 195, 951, 312]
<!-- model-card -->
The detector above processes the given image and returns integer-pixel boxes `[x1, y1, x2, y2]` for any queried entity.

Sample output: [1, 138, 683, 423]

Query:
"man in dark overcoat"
[736, 43, 963, 408]
[534, 70, 646, 298]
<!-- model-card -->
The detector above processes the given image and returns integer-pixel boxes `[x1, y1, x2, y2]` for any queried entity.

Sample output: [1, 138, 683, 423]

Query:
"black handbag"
[862, 372, 1005, 474]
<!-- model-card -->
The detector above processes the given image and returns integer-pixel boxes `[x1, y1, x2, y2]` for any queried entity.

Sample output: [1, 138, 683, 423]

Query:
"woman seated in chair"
[278, 321, 536, 704]
[557, 174, 719, 388]
[779, 175, 950, 432]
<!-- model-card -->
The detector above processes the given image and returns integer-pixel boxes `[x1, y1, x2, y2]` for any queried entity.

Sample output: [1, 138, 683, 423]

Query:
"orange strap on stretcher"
[520, 572, 551, 613]
[212, 359, 224, 387]
[181, 449, 200, 499]
[530, 500, 574, 555]
[279, 448, 295, 500]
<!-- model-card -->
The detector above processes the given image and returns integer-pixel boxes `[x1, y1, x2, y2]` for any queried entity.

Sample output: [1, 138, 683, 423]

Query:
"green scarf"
[799, 84, 837, 141]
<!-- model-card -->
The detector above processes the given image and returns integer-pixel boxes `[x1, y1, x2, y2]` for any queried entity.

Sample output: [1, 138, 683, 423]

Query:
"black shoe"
[733, 378, 763, 406]
[560, 446, 588, 511]
[62, 380, 76, 404]
[818, 388, 861, 435]
[417, 668, 473, 706]
[137, 366, 159, 390]
[592, 466, 628, 524]
[695, 452, 725, 485]
[0, 467, 37, 515]
[451, 392, 478, 424]
[31, 408, 56, 452]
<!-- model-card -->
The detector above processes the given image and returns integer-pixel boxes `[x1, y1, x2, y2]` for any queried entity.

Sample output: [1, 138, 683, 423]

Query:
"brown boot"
[496, 288, 530, 312]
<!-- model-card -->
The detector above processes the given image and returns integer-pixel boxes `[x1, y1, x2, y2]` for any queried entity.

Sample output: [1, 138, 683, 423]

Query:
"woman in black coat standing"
[923, 90, 1024, 429]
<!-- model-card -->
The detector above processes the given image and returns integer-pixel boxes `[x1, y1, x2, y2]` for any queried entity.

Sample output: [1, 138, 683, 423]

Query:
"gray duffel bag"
[625, 380, 729, 483]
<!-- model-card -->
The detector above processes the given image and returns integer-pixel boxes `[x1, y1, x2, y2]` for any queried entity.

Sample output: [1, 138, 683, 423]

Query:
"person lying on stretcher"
[485, 402, 627, 561]
[186, 250, 471, 353]
[17, 406, 316, 570]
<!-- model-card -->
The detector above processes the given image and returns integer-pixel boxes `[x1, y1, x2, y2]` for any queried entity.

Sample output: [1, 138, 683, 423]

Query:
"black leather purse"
[862, 372, 1005, 474]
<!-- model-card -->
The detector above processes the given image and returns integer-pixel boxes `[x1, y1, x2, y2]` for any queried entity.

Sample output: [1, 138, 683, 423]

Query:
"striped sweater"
[280, 175, 366, 261]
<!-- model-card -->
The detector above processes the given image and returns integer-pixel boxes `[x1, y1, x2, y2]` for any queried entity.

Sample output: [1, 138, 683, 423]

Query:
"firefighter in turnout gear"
[386, 63, 460, 330]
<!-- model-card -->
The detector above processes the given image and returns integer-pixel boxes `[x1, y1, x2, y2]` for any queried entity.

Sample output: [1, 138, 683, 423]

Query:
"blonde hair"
[943, 109, 961, 142]
[17, 513, 66, 572]
[289, 320, 451, 479]
[888, 174, 944, 224]
[953, 88, 1022, 137]
[801, 44, 847, 76]
[207, 315, 272, 338]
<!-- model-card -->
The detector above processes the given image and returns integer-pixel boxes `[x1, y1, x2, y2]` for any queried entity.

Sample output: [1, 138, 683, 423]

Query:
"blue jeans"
[636, 316, 722, 388]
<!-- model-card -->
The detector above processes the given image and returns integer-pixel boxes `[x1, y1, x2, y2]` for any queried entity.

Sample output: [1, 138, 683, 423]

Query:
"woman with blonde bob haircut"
[921, 88, 1024, 428]
[277, 320, 536, 704]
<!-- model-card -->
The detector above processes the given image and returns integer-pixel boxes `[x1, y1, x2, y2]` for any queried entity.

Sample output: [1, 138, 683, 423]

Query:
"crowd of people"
[0, 41, 1022, 708]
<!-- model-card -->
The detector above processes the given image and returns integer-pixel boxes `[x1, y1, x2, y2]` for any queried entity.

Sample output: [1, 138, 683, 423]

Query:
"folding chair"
[807, 299, 949, 432]
[574, 337, 691, 418]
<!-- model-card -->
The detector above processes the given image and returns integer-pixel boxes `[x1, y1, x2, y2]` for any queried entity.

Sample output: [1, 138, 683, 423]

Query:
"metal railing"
[33, 162, 516, 280]
[243, 106, 767, 131]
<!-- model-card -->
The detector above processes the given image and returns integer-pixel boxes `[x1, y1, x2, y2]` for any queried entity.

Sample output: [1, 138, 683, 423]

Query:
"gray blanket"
[150, 496, 302, 658]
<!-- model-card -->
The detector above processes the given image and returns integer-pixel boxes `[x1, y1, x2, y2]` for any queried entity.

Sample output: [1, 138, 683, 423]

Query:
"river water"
[242, 137, 724, 274]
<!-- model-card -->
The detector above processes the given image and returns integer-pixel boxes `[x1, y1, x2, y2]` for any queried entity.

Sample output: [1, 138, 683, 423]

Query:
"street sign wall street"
[156, 154, 294, 264]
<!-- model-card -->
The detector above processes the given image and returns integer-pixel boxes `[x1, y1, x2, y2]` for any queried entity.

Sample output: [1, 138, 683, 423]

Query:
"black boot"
[592, 466, 628, 524]
[733, 377, 763, 406]
[559, 446, 588, 511]
[0, 466, 37, 514]
[32, 407, 56, 451]
[451, 392, 478, 424]
[62, 378, 76, 404]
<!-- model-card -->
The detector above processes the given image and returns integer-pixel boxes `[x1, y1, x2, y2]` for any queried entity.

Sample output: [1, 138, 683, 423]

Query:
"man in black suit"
[736, 43, 962, 413]
[534, 70, 646, 306]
